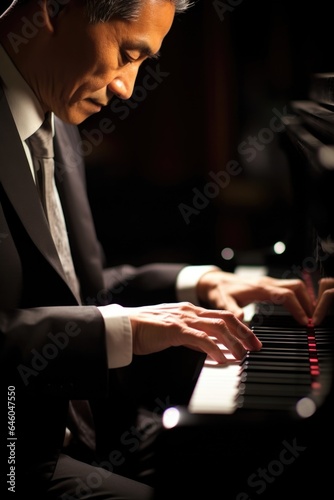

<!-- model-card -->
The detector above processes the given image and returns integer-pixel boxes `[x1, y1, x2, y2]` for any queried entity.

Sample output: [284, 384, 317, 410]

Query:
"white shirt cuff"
[176, 265, 221, 305]
[97, 304, 132, 368]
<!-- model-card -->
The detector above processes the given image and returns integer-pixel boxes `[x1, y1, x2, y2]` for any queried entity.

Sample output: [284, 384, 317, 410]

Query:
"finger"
[264, 278, 313, 316]
[179, 330, 234, 364]
[204, 339, 239, 365]
[191, 313, 262, 354]
[279, 279, 314, 316]
[275, 288, 311, 325]
[195, 301, 245, 321]
[253, 285, 310, 325]
[313, 292, 334, 325]
[318, 277, 334, 295]
[193, 307, 260, 345]
[219, 296, 245, 321]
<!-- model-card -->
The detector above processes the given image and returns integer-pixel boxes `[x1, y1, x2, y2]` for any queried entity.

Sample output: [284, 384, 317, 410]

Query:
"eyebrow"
[122, 40, 161, 60]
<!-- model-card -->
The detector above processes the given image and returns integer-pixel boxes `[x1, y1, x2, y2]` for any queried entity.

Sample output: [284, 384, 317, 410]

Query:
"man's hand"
[312, 277, 334, 325]
[127, 302, 262, 364]
[196, 270, 314, 325]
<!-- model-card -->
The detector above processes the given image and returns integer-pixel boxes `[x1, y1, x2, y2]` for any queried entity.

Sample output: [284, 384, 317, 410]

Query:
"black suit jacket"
[0, 84, 186, 492]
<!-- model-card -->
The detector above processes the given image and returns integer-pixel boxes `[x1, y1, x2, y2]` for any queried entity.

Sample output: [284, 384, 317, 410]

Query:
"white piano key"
[188, 266, 268, 414]
[188, 362, 241, 414]
[234, 265, 268, 322]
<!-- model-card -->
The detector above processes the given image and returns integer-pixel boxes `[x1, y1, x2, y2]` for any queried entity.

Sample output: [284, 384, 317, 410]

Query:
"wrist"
[176, 265, 221, 304]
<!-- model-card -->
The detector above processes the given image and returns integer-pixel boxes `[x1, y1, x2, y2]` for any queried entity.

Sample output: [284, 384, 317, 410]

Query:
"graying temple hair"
[15, 0, 193, 22]
[85, 0, 192, 22]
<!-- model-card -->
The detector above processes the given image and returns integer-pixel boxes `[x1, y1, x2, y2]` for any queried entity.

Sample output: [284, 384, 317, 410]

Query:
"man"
[0, 0, 323, 498]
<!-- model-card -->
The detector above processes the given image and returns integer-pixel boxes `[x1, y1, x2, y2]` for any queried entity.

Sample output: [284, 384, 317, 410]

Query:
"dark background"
[2, 0, 333, 269]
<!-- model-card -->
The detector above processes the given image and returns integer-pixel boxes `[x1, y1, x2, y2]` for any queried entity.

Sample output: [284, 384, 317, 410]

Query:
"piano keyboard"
[188, 265, 266, 414]
[188, 266, 333, 415]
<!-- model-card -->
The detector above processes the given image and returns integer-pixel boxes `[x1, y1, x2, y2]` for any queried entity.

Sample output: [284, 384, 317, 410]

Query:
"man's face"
[39, 0, 175, 124]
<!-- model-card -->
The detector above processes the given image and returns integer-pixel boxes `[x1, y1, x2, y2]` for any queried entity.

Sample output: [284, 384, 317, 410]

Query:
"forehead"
[103, 0, 176, 52]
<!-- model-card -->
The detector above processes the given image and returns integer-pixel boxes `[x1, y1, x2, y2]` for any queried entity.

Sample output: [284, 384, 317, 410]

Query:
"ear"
[42, 0, 68, 34]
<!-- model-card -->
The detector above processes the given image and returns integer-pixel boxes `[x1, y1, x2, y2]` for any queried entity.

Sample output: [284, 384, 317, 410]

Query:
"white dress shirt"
[0, 44, 219, 369]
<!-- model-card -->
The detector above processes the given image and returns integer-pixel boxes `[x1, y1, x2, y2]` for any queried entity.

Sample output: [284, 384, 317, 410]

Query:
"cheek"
[52, 44, 100, 93]
[54, 73, 96, 105]
[62, 60, 111, 96]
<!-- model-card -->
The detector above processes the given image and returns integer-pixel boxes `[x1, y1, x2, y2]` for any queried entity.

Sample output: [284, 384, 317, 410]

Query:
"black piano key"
[254, 338, 308, 345]
[236, 394, 302, 410]
[245, 353, 310, 362]
[241, 362, 311, 374]
[240, 371, 312, 384]
[225, 302, 334, 415]
[238, 382, 310, 397]
[258, 348, 309, 353]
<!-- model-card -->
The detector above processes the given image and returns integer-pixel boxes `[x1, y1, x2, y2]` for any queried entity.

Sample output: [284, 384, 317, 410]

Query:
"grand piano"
[152, 75, 334, 499]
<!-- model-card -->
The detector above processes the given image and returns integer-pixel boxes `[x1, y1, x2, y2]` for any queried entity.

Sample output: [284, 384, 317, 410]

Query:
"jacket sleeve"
[102, 262, 187, 306]
[0, 305, 109, 398]
[53, 118, 190, 307]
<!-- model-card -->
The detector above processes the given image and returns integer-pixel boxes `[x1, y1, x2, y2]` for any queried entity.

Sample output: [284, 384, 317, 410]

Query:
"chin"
[54, 106, 92, 125]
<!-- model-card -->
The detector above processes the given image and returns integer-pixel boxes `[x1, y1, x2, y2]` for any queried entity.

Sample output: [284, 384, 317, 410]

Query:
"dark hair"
[86, 0, 192, 22]
[15, 0, 193, 22]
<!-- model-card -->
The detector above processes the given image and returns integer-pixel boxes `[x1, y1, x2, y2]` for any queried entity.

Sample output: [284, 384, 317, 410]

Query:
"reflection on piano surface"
[153, 76, 334, 499]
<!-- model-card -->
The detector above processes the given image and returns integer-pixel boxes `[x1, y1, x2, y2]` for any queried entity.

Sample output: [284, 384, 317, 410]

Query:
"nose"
[108, 65, 139, 100]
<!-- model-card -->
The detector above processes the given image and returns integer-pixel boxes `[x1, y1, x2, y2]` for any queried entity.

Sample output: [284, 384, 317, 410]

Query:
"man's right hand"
[126, 302, 262, 364]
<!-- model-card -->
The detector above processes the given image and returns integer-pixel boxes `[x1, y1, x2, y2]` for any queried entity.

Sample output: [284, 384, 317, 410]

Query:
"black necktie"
[27, 114, 81, 302]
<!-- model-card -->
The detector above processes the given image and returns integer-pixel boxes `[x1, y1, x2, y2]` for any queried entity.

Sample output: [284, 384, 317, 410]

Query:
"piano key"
[242, 362, 312, 373]
[238, 382, 310, 397]
[188, 362, 240, 414]
[240, 371, 312, 384]
[236, 395, 302, 410]
[234, 265, 269, 322]
[256, 353, 310, 360]
[187, 265, 329, 415]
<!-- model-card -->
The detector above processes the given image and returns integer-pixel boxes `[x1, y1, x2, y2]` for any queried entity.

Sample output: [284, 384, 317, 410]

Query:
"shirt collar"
[0, 44, 54, 140]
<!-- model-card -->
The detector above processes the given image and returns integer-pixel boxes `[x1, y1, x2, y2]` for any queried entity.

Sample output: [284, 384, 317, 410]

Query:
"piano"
[153, 76, 334, 499]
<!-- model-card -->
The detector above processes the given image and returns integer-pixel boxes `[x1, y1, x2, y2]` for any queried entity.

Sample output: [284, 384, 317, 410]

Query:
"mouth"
[86, 98, 107, 111]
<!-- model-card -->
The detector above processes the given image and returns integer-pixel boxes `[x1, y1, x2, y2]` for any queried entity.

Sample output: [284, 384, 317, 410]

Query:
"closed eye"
[120, 45, 161, 66]
[120, 50, 138, 65]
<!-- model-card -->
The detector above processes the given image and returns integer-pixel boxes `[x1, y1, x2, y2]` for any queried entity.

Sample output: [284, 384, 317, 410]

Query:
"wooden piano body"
[153, 75, 334, 499]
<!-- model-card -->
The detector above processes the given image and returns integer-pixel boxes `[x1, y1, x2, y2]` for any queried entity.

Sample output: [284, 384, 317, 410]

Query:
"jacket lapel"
[0, 86, 79, 303]
[54, 117, 105, 301]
